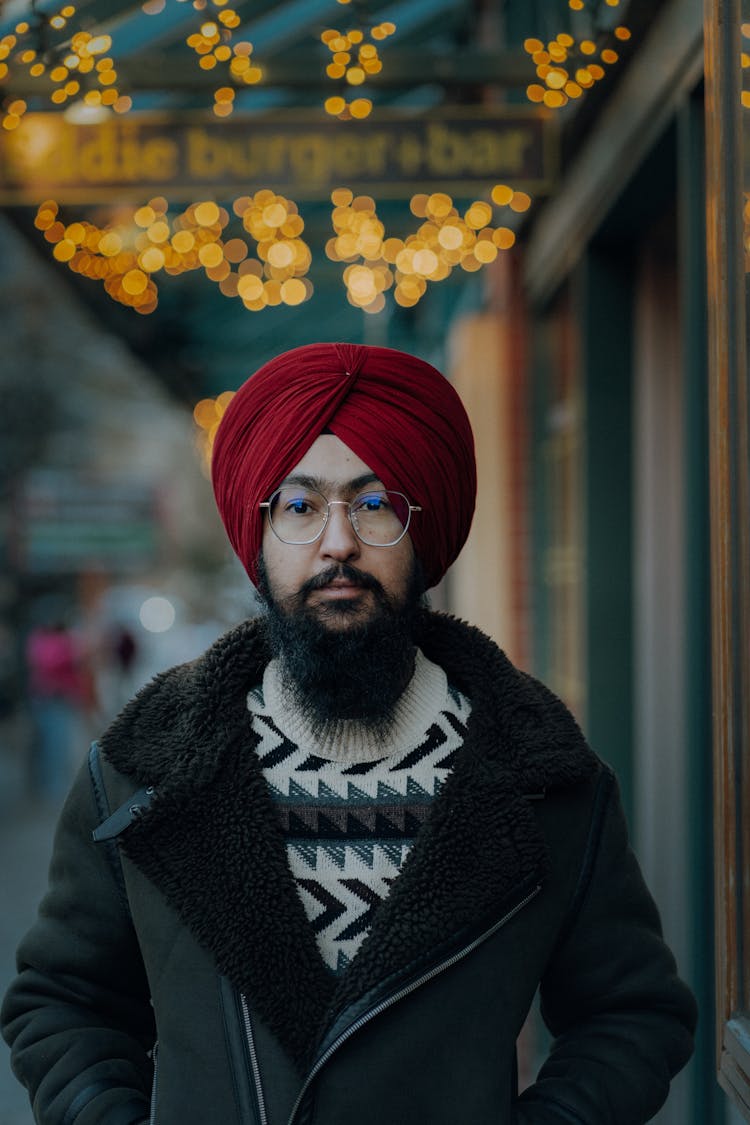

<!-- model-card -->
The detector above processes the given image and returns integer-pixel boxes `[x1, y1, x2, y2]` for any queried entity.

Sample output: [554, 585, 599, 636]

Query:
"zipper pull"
[92, 785, 156, 842]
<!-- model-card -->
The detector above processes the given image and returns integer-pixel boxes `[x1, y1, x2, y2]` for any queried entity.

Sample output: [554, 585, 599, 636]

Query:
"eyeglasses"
[260, 486, 422, 546]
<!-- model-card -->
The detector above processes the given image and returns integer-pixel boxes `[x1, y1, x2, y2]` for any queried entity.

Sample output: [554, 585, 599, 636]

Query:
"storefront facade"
[447, 1, 745, 1119]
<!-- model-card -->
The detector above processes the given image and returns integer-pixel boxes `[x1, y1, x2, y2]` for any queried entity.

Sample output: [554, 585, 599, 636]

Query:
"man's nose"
[318, 502, 361, 560]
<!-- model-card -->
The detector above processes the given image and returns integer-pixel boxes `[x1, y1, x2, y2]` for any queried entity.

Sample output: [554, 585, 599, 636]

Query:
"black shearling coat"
[2, 612, 697, 1125]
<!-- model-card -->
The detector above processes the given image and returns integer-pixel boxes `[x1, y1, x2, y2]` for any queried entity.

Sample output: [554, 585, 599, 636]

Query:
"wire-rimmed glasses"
[260, 486, 421, 546]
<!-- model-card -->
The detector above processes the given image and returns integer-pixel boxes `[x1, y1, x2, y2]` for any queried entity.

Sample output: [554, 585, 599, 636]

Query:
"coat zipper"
[148, 1042, 159, 1125]
[286, 882, 542, 1125]
[240, 993, 269, 1125]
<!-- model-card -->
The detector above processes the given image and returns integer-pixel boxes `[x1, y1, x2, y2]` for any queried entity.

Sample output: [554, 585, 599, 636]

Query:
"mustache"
[300, 564, 384, 598]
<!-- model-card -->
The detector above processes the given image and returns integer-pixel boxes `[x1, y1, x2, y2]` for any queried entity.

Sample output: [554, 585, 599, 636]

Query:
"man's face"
[260, 434, 416, 630]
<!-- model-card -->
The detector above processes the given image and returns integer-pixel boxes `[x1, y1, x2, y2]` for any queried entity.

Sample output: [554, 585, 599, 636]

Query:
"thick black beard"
[256, 555, 426, 736]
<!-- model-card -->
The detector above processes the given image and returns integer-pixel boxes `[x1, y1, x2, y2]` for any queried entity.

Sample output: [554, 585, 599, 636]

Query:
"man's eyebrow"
[278, 471, 381, 493]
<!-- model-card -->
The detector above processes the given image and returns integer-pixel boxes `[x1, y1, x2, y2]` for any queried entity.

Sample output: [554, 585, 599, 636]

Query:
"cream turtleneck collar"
[251, 648, 453, 764]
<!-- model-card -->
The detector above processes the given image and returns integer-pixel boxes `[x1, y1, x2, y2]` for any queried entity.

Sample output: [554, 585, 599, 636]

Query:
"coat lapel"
[100, 619, 336, 1070]
[325, 612, 597, 1028]
[100, 612, 597, 1070]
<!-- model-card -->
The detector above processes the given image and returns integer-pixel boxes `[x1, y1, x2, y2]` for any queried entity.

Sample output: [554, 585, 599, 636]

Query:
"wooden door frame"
[705, 0, 750, 1116]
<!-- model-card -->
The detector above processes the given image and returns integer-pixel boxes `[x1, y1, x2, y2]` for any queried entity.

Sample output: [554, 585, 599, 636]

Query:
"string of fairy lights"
[0, 0, 631, 128]
[193, 390, 235, 470]
[325, 185, 528, 314]
[0, 9, 132, 121]
[34, 190, 312, 313]
[31, 182, 527, 316]
[523, 23, 631, 110]
[321, 18, 396, 121]
[2, 0, 640, 329]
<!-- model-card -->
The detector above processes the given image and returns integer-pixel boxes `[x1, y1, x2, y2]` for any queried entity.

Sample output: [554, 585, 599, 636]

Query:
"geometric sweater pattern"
[247, 649, 471, 974]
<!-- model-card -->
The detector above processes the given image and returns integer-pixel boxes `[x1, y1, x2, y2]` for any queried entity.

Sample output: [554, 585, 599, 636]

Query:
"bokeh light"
[321, 19, 395, 118]
[326, 183, 528, 313]
[139, 596, 176, 633]
[524, 6, 630, 112]
[35, 191, 314, 314]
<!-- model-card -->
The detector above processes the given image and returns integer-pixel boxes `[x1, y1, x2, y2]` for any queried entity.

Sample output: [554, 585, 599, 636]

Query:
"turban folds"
[211, 342, 476, 589]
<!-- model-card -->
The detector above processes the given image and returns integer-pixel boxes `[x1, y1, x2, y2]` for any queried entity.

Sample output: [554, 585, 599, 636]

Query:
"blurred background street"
[0, 712, 59, 1125]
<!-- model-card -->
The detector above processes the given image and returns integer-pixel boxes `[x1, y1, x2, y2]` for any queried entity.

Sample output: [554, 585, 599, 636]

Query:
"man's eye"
[284, 498, 313, 515]
[357, 493, 389, 512]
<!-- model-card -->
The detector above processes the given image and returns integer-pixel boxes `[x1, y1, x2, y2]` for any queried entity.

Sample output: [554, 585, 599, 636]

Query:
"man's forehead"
[280, 434, 381, 490]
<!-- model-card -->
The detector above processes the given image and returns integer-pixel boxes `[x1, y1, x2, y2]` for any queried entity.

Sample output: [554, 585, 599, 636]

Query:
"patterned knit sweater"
[247, 649, 472, 974]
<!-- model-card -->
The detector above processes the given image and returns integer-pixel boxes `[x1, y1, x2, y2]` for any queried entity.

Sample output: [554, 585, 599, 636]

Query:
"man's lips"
[300, 566, 382, 605]
[312, 581, 368, 599]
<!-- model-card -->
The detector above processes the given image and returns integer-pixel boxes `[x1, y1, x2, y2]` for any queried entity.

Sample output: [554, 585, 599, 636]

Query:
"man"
[3, 342, 696, 1125]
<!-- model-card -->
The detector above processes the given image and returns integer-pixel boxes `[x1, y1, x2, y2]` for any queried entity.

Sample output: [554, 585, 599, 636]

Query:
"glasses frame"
[259, 487, 422, 547]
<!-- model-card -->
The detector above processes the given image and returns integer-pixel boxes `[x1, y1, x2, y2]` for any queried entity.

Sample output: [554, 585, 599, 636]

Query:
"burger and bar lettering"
[0, 108, 553, 203]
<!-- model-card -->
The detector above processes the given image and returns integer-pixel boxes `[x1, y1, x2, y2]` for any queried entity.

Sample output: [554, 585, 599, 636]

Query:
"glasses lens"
[269, 487, 327, 543]
[351, 491, 410, 545]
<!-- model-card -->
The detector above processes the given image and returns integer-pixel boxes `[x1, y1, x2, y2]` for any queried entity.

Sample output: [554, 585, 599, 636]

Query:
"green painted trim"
[529, 312, 554, 683]
[579, 248, 634, 825]
[678, 93, 727, 1125]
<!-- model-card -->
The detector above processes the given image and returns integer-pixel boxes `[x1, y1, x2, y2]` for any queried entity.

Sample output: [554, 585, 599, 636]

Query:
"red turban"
[211, 342, 476, 590]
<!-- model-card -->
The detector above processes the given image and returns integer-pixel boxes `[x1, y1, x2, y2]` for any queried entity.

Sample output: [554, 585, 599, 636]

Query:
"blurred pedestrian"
[108, 622, 140, 712]
[24, 618, 84, 800]
[3, 343, 696, 1124]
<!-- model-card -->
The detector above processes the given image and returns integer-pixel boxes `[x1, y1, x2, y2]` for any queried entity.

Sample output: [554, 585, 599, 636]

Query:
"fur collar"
[101, 611, 597, 1070]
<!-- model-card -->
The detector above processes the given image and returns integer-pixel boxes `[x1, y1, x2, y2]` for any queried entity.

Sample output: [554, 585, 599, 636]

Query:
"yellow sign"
[0, 108, 555, 204]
